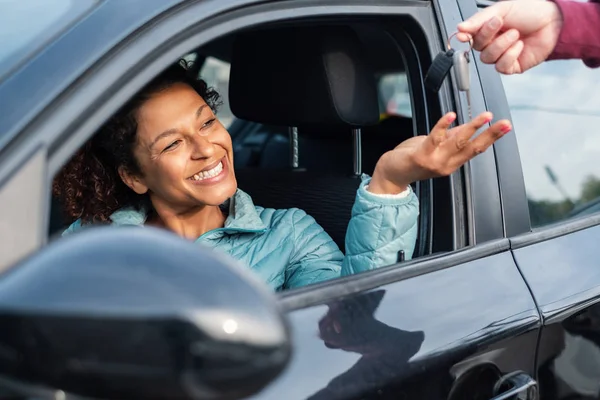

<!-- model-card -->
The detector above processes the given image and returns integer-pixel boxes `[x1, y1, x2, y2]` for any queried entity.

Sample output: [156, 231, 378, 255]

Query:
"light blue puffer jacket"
[63, 175, 419, 291]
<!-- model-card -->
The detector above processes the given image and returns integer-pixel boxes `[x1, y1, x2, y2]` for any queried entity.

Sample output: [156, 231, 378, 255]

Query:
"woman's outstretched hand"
[369, 112, 512, 194]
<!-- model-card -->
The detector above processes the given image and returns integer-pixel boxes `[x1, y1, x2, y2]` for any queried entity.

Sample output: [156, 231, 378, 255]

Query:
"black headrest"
[229, 26, 379, 127]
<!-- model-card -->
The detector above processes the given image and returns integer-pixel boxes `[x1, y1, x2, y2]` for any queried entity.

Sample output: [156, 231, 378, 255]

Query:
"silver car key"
[453, 50, 471, 120]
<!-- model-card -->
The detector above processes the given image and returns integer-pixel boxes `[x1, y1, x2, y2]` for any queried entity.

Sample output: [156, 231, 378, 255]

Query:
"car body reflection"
[539, 303, 600, 399]
[307, 290, 425, 399]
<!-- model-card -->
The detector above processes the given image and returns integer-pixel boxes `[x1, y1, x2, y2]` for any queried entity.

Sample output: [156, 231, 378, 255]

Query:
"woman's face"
[125, 82, 237, 212]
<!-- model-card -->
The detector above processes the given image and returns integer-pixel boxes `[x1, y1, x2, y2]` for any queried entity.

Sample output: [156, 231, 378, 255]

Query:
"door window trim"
[280, 238, 510, 311]
[436, 0, 506, 246]
[511, 213, 600, 249]
[0, 146, 48, 271]
[459, 1, 531, 240]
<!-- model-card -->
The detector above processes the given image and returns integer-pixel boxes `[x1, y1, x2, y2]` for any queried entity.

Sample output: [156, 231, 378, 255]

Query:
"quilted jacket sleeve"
[341, 176, 419, 276]
[284, 175, 419, 289]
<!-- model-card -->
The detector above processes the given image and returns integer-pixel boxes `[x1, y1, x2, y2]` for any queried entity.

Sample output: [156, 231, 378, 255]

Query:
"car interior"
[49, 17, 457, 271]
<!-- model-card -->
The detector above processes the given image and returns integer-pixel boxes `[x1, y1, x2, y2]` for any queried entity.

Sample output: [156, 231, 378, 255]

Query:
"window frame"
[4, 0, 503, 299]
[0, 146, 47, 272]
[436, 0, 506, 247]
[455, 1, 531, 239]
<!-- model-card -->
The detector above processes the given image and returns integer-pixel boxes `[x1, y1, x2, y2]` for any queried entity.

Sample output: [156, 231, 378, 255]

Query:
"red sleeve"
[548, 0, 600, 68]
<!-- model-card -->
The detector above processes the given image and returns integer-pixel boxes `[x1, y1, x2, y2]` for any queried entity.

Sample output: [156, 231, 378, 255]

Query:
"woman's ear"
[118, 166, 148, 195]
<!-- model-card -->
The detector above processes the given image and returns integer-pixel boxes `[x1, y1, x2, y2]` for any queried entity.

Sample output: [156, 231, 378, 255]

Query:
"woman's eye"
[163, 140, 181, 152]
[201, 119, 216, 129]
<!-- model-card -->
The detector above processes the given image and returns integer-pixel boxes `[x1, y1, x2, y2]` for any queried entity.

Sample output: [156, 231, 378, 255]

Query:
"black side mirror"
[0, 227, 290, 399]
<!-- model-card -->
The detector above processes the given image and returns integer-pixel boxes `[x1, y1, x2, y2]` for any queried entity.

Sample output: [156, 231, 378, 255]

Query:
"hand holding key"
[368, 112, 512, 194]
[456, 0, 563, 74]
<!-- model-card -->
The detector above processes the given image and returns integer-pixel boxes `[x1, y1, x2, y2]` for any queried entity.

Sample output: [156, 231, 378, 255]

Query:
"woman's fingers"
[450, 120, 511, 166]
[446, 112, 493, 149]
[429, 112, 457, 146]
[469, 119, 512, 153]
[480, 29, 520, 65]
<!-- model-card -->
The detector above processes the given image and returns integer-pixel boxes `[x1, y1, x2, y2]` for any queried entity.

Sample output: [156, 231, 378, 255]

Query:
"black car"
[1, 0, 600, 399]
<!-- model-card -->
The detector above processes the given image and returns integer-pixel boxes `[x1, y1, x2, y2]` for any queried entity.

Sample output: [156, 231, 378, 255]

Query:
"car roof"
[0, 0, 247, 153]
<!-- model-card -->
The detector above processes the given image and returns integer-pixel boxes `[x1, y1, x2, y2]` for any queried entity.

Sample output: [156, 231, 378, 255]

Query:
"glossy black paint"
[0, 227, 290, 399]
[257, 251, 539, 399]
[514, 225, 600, 399]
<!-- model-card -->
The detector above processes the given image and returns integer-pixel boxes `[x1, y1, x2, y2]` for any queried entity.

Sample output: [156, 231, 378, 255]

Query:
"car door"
[490, 33, 600, 400]
[249, 0, 540, 398]
[464, 1, 600, 399]
[0, 0, 539, 398]
[256, 248, 539, 399]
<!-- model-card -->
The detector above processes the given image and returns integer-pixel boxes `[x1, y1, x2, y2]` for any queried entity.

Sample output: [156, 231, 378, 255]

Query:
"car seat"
[229, 25, 413, 252]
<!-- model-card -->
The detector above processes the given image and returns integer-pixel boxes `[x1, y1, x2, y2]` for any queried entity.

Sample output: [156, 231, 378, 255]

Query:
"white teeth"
[191, 161, 223, 181]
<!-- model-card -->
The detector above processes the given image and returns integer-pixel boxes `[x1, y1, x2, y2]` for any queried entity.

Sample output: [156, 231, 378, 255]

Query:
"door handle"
[490, 371, 538, 400]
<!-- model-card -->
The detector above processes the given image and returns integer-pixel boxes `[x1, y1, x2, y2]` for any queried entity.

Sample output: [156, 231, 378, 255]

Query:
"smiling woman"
[53, 60, 511, 291]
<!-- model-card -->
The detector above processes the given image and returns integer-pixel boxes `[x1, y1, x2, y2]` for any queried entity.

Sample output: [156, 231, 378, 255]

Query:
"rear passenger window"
[501, 60, 600, 227]
[200, 57, 235, 128]
[378, 72, 412, 118]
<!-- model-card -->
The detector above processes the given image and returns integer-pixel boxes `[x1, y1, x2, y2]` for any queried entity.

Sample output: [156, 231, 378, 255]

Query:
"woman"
[54, 62, 511, 291]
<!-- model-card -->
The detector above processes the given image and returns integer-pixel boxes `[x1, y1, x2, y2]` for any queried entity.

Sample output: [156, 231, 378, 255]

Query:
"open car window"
[47, 18, 455, 292]
[378, 72, 412, 118]
[200, 57, 235, 128]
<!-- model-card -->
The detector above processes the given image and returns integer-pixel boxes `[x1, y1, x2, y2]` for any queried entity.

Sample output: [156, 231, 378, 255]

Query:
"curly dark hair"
[53, 60, 222, 224]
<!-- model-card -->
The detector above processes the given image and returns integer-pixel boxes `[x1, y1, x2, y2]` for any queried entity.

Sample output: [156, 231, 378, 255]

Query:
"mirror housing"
[0, 227, 290, 399]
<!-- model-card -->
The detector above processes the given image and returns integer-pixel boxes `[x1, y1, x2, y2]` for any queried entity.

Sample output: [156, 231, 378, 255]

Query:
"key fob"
[453, 50, 470, 92]
[424, 49, 455, 92]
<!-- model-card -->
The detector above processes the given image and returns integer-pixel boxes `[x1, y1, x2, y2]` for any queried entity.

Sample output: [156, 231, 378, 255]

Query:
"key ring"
[447, 32, 473, 51]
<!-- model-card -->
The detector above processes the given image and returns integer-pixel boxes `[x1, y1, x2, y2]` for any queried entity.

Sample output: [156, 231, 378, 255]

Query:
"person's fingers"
[494, 39, 525, 75]
[456, 32, 472, 43]
[457, 3, 511, 35]
[445, 112, 493, 150]
[429, 112, 456, 146]
[461, 120, 512, 159]
[472, 16, 505, 52]
[479, 29, 520, 65]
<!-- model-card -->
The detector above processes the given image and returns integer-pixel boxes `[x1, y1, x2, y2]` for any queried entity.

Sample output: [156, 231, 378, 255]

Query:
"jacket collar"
[221, 189, 267, 232]
[109, 189, 267, 234]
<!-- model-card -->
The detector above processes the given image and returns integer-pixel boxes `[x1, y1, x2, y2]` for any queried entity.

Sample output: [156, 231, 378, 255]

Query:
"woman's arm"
[342, 176, 419, 276]
[284, 112, 511, 288]
[283, 182, 419, 289]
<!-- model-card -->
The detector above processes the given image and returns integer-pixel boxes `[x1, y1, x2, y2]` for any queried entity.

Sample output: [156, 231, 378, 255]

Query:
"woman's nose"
[190, 135, 216, 159]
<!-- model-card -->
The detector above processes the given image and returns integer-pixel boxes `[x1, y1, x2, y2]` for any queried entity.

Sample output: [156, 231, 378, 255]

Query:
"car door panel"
[255, 250, 539, 399]
[514, 224, 600, 399]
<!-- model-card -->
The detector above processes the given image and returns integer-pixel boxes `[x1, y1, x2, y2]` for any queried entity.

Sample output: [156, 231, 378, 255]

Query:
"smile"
[189, 161, 224, 181]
